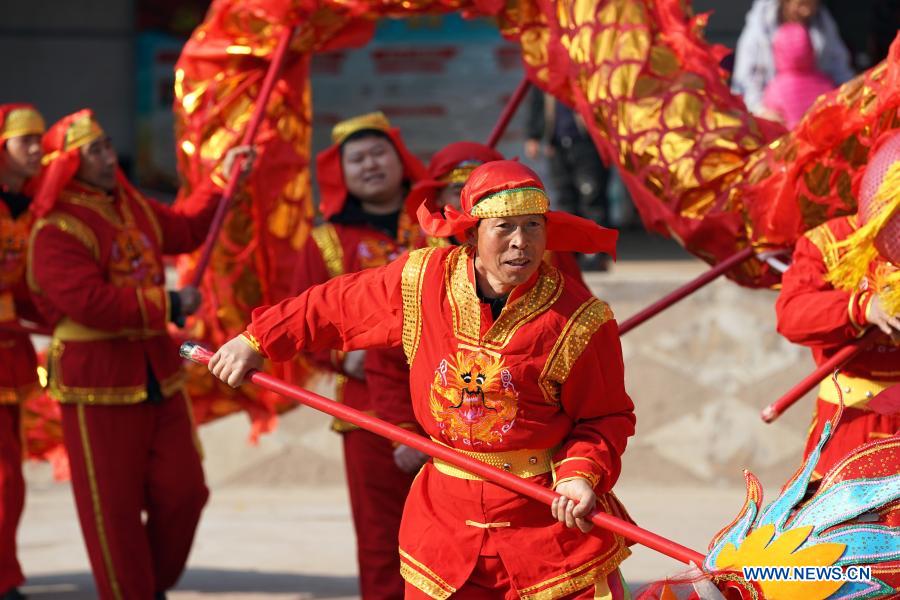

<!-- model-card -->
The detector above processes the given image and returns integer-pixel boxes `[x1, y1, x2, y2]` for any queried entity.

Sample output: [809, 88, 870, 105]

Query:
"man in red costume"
[776, 130, 900, 479]
[27, 109, 250, 600]
[0, 102, 45, 600]
[211, 160, 634, 599]
[288, 111, 431, 599]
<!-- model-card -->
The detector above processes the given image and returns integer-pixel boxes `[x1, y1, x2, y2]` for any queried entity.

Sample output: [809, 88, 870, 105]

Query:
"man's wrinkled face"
[1, 134, 43, 179]
[76, 136, 117, 192]
[781, 0, 819, 23]
[472, 214, 547, 289]
[437, 182, 465, 211]
[341, 135, 404, 205]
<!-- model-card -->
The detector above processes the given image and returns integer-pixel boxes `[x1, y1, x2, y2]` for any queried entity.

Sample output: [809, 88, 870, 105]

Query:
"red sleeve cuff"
[553, 457, 604, 490]
[849, 289, 874, 332]
[242, 327, 268, 358]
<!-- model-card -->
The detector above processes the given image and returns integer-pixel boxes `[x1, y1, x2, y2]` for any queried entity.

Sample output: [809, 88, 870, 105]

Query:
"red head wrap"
[32, 109, 106, 217]
[404, 141, 504, 219]
[417, 160, 617, 256]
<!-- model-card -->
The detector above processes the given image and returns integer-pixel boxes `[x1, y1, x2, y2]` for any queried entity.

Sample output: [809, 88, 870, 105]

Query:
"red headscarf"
[0, 103, 45, 144]
[404, 141, 504, 218]
[32, 109, 106, 217]
[315, 111, 427, 220]
[417, 160, 618, 256]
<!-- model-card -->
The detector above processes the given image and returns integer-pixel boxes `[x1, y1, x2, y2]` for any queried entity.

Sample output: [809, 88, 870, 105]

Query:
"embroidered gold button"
[502, 463, 512, 471]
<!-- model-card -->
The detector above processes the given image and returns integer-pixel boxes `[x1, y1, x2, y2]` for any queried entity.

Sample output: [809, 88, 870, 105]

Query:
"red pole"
[191, 25, 296, 287]
[761, 328, 879, 423]
[485, 77, 531, 149]
[619, 246, 757, 335]
[181, 341, 706, 567]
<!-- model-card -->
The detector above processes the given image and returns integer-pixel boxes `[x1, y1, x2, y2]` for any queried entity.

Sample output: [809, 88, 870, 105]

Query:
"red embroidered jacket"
[0, 196, 41, 403]
[28, 180, 221, 403]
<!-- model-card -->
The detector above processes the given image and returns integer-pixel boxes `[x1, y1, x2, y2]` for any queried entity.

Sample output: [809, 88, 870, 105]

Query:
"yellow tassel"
[874, 263, 900, 316]
[824, 161, 900, 294]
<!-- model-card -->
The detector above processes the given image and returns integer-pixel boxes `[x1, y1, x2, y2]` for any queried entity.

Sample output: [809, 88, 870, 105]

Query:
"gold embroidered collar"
[445, 245, 562, 350]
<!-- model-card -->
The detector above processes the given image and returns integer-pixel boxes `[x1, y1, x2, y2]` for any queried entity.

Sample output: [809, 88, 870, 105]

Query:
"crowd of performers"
[0, 99, 898, 600]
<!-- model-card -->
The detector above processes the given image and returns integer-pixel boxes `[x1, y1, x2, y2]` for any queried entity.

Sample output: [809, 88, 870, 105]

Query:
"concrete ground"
[18, 481, 747, 599]
[17, 235, 815, 598]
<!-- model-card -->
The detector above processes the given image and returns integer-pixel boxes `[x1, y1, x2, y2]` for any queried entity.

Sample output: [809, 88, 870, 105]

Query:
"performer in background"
[0, 102, 45, 600]
[776, 130, 900, 479]
[28, 108, 252, 600]
[290, 111, 428, 599]
[211, 160, 634, 599]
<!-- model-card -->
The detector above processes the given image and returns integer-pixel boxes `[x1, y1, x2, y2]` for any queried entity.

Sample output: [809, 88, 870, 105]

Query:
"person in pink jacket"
[762, 22, 836, 128]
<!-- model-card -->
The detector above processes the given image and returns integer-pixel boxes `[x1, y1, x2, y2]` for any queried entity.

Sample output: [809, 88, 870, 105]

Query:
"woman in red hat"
[776, 130, 900, 479]
[212, 160, 634, 599]
[0, 102, 45, 600]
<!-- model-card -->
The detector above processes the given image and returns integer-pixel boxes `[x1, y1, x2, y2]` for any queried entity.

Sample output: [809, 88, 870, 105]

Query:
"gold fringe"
[874, 262, 900, 315]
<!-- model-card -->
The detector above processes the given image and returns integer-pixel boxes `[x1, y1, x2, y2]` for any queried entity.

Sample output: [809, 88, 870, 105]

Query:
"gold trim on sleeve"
[803, 222, 840, 271]
[27, 212, 100, 293]
[401, 247, 437, 365]
[539, 298, 613, 403]
[239, 331, 263, 354]
[310, 223, 345, 278]
[553, 456, 607, 472]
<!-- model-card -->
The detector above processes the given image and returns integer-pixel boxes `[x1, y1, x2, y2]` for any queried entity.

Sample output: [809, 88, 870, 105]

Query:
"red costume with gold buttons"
[28, 109, 222, 600]
[0, 102, 45, 595]
[776, 131, 900, 478]
[246, 161, 633, 599]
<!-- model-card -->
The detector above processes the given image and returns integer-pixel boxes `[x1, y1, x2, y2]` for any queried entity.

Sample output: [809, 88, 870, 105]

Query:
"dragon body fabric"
[171, 0, 899, 428]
